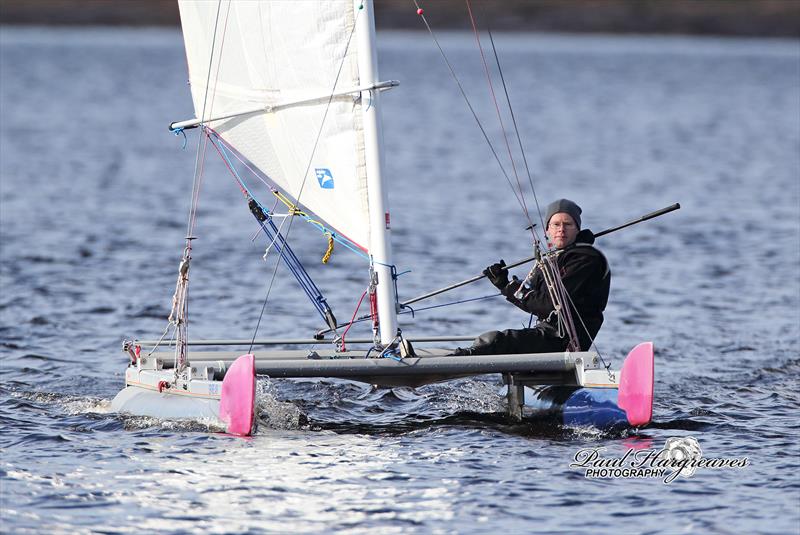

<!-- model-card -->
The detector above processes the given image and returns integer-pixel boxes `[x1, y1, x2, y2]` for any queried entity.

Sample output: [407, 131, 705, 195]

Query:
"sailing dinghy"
[112, 0, 655, 436]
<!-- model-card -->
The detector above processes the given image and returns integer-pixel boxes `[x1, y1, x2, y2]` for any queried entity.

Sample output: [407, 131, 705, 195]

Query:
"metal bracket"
[503, 373, 525, 421]
[574, 357, 586, 386]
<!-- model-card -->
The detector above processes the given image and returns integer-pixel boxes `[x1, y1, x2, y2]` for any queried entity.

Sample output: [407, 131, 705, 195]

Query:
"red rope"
[369, 288, 379, 333]
[208, 132, 250, 197]
[340, 289, 369, 352]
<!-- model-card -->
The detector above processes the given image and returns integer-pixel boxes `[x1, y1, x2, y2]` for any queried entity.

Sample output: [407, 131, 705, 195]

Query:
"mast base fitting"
[399, 339, 416, 358]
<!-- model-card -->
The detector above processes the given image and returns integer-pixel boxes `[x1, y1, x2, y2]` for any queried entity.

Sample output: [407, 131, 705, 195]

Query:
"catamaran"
[112, 0, 664, 436]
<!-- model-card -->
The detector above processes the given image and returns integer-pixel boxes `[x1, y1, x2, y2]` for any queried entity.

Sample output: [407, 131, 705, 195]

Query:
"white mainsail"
[178, 0, 370, 249]
[177, 0, 398, 344]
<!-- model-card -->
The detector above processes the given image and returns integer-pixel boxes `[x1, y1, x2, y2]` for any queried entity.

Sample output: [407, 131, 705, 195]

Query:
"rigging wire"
[539, 254, 580, 352]
[464, 0, 535, 236]
[411, 0, 529, 217]
[328, 292, 501, 334]
[464, 4, 608, 364]
[413, 1, 550, 243]
[187, 0, 231, 241]
[248, 224, 286, 354]
[526, 246, 613, 372]
[339, 288, 369, 352]
[412, 2, 605, 364]
[169, 0, 230, 372]
[485, 25, 548, 239]
[558, 274, 612, 371]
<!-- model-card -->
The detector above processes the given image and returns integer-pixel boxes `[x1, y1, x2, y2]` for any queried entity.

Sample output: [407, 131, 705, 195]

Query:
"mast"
[355, 0, 398, 346]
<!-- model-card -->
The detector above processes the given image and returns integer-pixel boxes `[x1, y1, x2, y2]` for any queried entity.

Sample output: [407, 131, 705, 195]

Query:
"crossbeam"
[191, 352, 579, 378]
[133, 335, 478, 347]
[140, 348, 595, 388]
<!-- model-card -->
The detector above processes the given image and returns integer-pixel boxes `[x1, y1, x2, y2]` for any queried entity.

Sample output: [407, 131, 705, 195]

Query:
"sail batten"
[178, 0, 371, 249]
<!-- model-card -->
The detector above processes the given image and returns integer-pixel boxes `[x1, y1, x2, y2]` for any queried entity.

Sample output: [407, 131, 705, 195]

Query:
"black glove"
[576, 228, 595, 244]
[483, 260, 509, 290]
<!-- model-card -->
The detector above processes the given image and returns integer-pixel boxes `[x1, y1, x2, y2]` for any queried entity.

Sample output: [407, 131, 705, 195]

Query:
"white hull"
[112, 353, 257, 435]
[111, 370, 222, 422]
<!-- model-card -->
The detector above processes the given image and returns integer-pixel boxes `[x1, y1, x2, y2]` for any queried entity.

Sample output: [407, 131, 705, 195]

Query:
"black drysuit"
[466, 234, 611, 355]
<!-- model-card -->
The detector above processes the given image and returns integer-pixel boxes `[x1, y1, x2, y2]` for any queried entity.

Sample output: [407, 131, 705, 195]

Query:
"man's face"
[547, 213, 579, 249]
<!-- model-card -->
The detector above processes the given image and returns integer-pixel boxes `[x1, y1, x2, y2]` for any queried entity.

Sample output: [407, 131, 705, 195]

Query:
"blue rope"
[172, 127, 188, 150]
[255, 216, 331, 321]
[302, 218, 370, 261]
[209, 134, 334, 324]
[380, 349, 402, 362]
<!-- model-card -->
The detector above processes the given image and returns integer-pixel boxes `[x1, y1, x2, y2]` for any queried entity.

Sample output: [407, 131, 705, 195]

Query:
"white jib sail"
[178, 0, 371, 250]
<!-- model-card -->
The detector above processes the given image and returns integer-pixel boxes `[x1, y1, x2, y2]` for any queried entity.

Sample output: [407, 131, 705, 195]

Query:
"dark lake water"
[1, 27, 799, 534]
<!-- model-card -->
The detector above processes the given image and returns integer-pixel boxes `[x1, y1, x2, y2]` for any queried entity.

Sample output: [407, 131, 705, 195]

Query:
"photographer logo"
[570, 437, 748, 484]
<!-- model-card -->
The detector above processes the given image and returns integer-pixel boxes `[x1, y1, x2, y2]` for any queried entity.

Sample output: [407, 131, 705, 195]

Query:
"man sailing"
[452, 199, 610, 356]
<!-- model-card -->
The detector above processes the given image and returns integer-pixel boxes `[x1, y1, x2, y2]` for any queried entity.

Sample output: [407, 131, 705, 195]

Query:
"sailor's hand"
[483, 260, 509, 290]
[576, 228, 595, 244]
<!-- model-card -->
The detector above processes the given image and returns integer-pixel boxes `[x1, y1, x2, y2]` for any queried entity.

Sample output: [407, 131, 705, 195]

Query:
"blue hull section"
[524, 385, 630, 429]
[562, 388, 628, 428]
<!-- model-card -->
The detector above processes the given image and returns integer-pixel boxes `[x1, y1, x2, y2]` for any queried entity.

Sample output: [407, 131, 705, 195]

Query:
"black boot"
[449, 347, 475, 356]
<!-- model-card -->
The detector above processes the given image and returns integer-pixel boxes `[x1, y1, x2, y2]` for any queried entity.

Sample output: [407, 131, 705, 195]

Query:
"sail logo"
[315, 168, 334, 189]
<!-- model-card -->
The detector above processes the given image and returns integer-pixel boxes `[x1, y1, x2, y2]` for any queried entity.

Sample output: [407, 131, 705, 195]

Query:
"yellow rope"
[273, 190, 307, 217]
[322, 233, 334, 264]
[272, 190, 335, 264]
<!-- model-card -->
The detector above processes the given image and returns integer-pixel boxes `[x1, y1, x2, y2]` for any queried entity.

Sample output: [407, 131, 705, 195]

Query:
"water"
[1, 27, 799, 534]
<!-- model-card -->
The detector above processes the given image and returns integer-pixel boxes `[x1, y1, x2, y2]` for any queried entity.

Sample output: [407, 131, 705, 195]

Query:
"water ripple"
[1, 28, 798, 534]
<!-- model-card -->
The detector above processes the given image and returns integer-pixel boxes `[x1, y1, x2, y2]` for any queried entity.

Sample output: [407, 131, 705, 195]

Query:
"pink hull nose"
[219, 354, 256, 436]
[617, 342, 654, 427]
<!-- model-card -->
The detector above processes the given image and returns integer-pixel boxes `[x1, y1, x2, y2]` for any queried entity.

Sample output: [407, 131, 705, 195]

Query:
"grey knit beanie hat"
[545, 199, 582, 229]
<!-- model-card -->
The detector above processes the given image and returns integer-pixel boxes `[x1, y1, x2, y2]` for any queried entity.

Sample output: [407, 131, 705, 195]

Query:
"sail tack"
[178, 0, 371, 249]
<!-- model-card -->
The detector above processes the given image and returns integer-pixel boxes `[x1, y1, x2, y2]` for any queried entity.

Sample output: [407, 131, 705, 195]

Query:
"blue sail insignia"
[315, 168, 334, 189]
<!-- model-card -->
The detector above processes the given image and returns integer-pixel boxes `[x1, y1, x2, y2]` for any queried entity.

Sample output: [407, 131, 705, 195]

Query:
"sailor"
[452, 199, 610, 356]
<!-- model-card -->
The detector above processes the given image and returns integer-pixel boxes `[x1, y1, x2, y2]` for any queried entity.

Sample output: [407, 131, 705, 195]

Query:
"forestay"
[178, 0, 371, 249]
